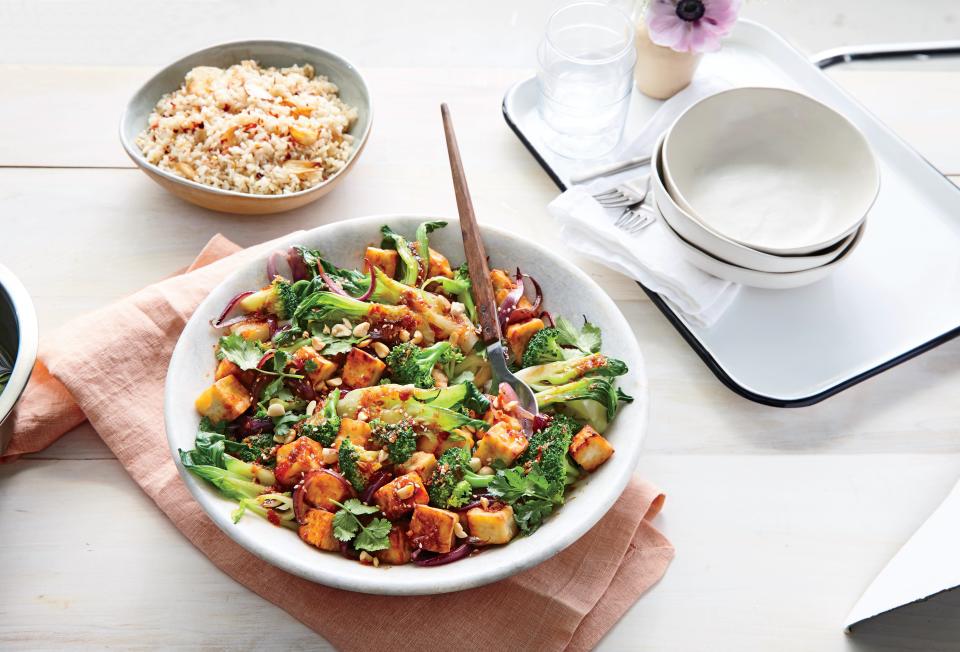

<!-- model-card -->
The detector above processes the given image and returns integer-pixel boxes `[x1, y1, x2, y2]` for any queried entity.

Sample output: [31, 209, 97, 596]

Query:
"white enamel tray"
[503, 20, 960, 407]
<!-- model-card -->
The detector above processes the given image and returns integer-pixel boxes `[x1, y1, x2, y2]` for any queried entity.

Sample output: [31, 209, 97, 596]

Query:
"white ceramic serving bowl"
[164, 215, 647, 595]
[0, 264, 38, 453]
[662, 87, 879, 255]
[120, 40, 372, 215]
[657, 202, 866, 289]
[651, 134, 854, 273]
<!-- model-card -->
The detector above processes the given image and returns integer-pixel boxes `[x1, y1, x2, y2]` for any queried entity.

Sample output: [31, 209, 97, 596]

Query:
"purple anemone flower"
[646, 0, 742, 53]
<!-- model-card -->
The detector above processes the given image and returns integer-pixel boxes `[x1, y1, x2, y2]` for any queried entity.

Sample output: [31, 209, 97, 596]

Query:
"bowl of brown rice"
[120, 40, 372, 215]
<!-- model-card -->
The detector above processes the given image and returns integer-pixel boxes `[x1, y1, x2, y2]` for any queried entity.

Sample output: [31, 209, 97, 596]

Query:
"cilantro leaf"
[340, 498, 380, 516]
[309, 329, 362, 356]
[354, 517, 393, 552]
[303, 359, 318, 373]
[217, 334, 264, 370]
[330, 500, 392, 551]
[554, 316, 602, 354]
[272, 412, 302, 438]
[332, 509, 360, 542]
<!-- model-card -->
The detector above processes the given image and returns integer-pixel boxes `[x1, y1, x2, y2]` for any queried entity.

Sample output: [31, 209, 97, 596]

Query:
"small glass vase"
[633, 20, 701, 100]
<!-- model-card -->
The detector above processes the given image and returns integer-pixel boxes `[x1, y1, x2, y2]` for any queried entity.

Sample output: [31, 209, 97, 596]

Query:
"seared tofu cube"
[437, 428, 474, 455]
[334, 418, 372, 449]
[505, 318, 545, 362]
[215, 358, 241, 381]
[300, 469, 351, 511]
[569, 425, 614, 472]
[428, 248, 453, 278]
[195, 375, 251, 424]
[299, 509, 339, 551]
[373, 472, 429, 519]
[399, 451, 437, 482]
[408, 505, 458, 553]
[466, 504, 519, 545]
[377, 523, 413, 565]
[476, 421, 528, 466]
[341, 347, 386, 388]
[365, 246, 399, 279]
[275, 436, 325, 487]
[292, 345, 338, 387]
[229, 320, 271, 342]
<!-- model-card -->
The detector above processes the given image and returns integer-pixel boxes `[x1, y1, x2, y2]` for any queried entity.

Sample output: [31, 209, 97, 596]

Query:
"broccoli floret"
[520, 328, 569, 368]
[299, 389, 340, 446]
[427, 447, 494, 509]
[380, 225, 420, 286]
[224, 433, 275, 465]
[338, 439, 365, 492]
[240, 277, 299, 319]
[515, 353, 628, 390]
[369, 417, 417, 464]
[519, 414, 581, 500]
[385, 341, 462, 389]
[534, 377, 632, 433]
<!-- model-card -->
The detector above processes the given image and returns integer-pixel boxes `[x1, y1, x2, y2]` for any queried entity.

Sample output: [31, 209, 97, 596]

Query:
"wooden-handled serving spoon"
[440, 103, 539, 428]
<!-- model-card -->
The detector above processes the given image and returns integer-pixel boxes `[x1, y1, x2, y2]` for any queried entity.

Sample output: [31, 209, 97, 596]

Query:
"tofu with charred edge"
[408, 504, 458, 553]
[195, 375, 251, 424]
[299, 509, 340, 551]
[275, 436, 325, 487]
[377, 523, 413, 565]
[569, 425, 614, 472]
[373, 472, 429, 519]
[465, 503, 519, 545]
[341, 347, 387, 388]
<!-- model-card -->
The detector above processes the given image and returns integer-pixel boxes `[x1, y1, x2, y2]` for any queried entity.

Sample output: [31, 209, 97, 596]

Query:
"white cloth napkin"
[548, 79, 739, 328]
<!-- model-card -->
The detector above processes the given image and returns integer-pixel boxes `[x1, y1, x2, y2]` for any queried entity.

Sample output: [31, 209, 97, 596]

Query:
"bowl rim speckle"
[118, 38, 373, 202]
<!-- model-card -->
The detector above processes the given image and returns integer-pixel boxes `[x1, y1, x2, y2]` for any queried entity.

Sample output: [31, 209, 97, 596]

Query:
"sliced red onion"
[293, 481, 310, 524]
[499, 382, 536, 437]
[317, 265, 349, 297]
[257, 352, 275, 369]
[506, 273, 544, 325]
[361, 470, 393, 504]
[211, 291, 254, 328]
[540, 310, 555, 328]
[356, 258, 377, 302]
[266, 251, 283, 279]
[496, 271, 525, 330]
[236, 416, 273, 437]
[289, 378, 316, 401]
[286, 247, 311, 281]
[339, 541, 360, 560]
[411, 543, 474, 566]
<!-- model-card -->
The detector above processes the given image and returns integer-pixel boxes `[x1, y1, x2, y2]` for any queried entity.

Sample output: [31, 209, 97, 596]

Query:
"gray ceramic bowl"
[120, 40, 373, 215]
[0, 265, 38, 452]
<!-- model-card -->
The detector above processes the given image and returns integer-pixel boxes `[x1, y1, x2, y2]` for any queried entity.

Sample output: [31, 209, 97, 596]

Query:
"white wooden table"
[3, 2, 960, 650]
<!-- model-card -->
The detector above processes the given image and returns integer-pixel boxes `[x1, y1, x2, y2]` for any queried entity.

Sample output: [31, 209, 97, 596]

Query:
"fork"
[614, 203, 658, 234]
[592, 175, 651, 208]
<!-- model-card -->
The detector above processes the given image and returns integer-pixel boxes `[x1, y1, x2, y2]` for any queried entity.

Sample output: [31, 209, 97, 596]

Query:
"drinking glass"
[537, 2, 637, 159]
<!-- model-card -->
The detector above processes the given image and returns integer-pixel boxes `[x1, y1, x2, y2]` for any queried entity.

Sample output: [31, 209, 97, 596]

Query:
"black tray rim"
[502, 43, 960, 408]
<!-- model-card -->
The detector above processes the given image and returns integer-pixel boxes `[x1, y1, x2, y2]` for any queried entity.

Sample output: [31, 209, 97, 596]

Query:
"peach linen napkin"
[1, 234, 674, 651]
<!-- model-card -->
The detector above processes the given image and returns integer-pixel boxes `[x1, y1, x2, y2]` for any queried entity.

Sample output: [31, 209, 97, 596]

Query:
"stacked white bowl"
[651, 87, 880, 289]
